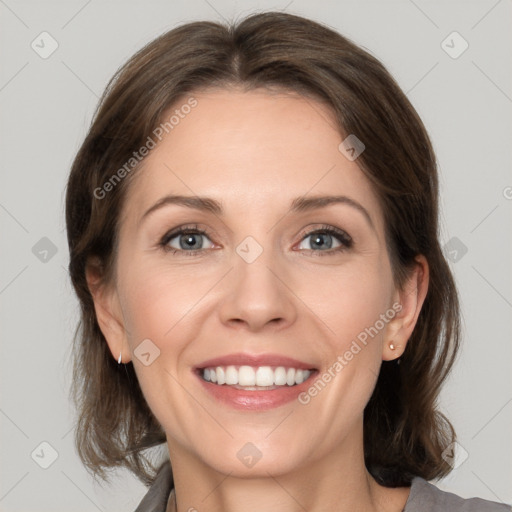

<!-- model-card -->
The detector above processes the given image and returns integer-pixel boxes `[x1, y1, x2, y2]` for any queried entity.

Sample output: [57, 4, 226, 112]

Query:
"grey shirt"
[134, 460, 511, 512]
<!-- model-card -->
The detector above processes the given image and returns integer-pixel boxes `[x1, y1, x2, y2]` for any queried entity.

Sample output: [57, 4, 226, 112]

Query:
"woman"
[65, 11, 509, 512]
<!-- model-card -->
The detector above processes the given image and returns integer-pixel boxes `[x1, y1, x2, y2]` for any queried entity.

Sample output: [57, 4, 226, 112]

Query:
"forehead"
[121, 89, 383, 231]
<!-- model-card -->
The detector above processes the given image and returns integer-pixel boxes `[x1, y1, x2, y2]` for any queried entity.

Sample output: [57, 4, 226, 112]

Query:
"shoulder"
[133, 459, 173, 512]
[405, 477, 511, 512]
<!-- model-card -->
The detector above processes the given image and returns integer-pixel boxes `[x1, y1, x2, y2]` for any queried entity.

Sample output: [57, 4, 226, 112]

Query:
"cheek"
[118, 260, 211, 347]
[298, 257, 393, 351]
[296, 262, 392, 430]
[116, 263, 206, 424]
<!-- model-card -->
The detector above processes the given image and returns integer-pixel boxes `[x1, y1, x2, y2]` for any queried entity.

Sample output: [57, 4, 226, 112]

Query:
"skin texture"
[87, 88, 429, 512]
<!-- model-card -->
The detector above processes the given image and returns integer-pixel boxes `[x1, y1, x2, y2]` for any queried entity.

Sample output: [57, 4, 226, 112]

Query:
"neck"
[166, 425, 410, 512]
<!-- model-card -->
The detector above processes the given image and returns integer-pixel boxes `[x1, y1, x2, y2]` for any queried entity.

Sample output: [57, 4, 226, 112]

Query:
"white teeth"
[274, 366, 287, 385]
[238, 366, 256, 386]
[225, 365, 238, 385]
[256, 366, 274, 386]
[216, 366, 225, 385]
[201, 365, 312, 387]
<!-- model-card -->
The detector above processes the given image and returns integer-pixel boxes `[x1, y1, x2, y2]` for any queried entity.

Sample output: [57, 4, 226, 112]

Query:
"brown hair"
[65, 11, 461, 488]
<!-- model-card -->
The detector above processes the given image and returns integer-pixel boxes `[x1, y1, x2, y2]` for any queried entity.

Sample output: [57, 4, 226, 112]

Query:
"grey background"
[0, 0, 511, 510]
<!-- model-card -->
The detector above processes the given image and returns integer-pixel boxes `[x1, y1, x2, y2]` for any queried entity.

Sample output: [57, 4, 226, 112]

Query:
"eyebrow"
[139, 194, 375, 230]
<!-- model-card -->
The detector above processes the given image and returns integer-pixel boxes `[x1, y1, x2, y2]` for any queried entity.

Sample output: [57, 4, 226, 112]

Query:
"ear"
[85, 257, 131, 364]
[383, 254, 429, 361]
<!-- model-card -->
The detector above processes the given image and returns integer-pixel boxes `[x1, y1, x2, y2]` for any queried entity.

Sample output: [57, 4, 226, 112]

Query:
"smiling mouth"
[196, 365, 317, 390]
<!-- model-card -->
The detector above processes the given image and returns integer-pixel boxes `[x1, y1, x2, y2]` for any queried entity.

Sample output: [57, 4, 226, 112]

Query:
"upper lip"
[196, 352, 317, 370]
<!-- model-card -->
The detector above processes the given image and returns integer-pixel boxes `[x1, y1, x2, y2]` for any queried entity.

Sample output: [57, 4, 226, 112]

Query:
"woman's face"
[95, 88, 423, 478]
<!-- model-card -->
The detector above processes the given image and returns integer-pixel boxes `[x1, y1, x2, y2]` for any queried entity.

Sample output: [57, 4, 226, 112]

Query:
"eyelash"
[159, 223, 353, 257]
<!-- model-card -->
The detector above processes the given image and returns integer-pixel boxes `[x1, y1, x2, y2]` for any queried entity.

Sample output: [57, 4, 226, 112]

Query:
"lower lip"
[195, 370, 317, 410]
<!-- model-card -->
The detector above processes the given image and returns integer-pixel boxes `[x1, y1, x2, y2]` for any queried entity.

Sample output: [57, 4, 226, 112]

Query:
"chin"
[206, 452, 302, 479]
[191, 436, 305, 477]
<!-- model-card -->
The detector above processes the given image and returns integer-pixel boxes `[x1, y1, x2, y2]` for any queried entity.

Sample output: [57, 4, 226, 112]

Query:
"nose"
[218, 247, 297, 333]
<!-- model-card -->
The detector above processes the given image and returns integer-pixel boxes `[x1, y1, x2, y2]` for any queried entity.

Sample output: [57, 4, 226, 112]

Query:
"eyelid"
[159, 223, 217, 254]
[160, 223, 213, 245]
[295, 224, 352, 245]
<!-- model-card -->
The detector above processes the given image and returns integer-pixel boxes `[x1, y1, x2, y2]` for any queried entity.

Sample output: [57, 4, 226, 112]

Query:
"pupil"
[182, 234, 200, 249]
[312, 233, 332, 250]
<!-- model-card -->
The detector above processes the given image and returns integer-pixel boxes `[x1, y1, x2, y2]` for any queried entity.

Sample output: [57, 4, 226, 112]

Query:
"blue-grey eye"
[301, 232, 338, 250]
[166, 231, 214, 251]
[297, 228, 351, 252]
